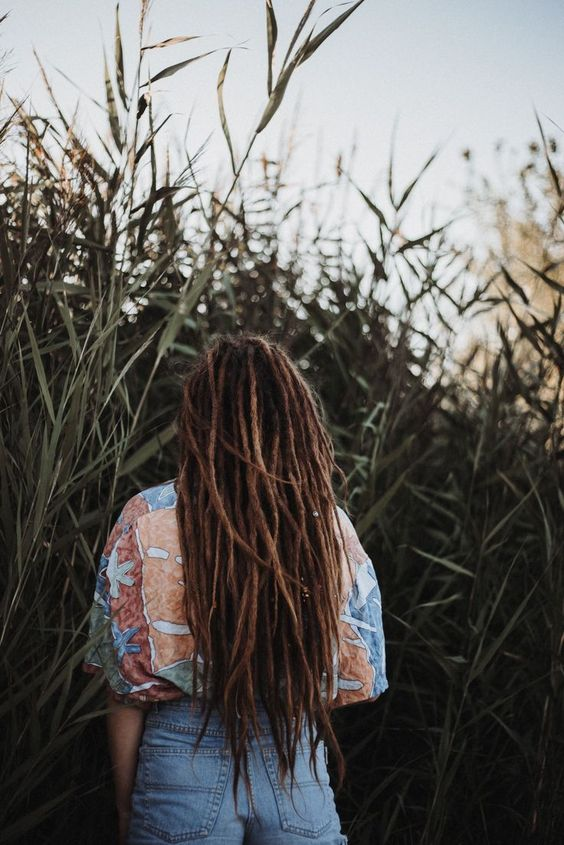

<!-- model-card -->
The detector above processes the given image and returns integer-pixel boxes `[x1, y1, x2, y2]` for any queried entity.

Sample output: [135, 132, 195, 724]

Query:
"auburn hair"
[173, 330, 350, 812]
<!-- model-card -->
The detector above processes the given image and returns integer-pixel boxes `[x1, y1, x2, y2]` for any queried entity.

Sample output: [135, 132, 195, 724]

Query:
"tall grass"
[0, 3, 562, 843]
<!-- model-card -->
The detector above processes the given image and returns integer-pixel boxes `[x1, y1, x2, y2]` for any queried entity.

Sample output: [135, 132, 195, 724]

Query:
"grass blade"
[534, 108, 561, 198]
[412, 548, 476, 579]
[256, 62, 295, 133]
[217, 49, 236, 176]
[103, 47, 122, 151]
[295, 0, 366, 67]
[266, 0, 278, 95]
[396, 145, 441, 211]
[141, 49, 220, 87]
[21, 307, 56, 425]
[356, 469, 409, 536]
[134, 114, 171, 165]
[114, 2, 127, 109]
[141, 35, 203, 51]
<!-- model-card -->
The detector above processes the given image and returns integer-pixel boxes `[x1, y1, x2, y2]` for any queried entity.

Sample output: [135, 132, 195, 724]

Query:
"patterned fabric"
[82, 479, 388, 707]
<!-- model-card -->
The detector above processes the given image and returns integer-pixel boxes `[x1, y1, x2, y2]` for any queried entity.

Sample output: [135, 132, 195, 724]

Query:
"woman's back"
[82, 332, 388, 843]
[83, 478, 387, 708]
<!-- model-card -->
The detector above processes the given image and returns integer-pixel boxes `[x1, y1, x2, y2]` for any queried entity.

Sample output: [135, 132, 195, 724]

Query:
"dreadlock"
[174, 330, 350, 813]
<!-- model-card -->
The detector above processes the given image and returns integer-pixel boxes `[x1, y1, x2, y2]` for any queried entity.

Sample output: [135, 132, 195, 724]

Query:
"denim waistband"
[149, 697, 311, 738]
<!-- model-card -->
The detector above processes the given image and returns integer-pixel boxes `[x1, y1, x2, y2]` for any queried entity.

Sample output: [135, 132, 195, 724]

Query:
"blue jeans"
[127, 698, 348, 844]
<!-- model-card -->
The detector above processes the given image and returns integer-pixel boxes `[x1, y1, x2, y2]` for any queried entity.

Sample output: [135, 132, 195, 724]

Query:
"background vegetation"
[0, 3, 562, 843]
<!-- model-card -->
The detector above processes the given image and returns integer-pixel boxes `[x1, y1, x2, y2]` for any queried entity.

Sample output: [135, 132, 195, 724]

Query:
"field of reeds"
[0, 3, 562, 844]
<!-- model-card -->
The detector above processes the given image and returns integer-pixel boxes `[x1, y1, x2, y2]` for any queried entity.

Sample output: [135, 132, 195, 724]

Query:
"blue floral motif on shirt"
[140, 480, 176, 511]
[340, 558, 387, 697]
[94, 562, 111, 615]
[111, 621, 141, 663]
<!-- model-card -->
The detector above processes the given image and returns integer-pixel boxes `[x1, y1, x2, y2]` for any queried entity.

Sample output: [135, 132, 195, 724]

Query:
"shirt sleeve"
[81, 493, 174, 704]
[332, 506, 388, 708]
[82, 500, 139, 699]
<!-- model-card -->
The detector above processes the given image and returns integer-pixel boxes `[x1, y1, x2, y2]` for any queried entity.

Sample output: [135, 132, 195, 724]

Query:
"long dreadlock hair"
[174, 331, 351, 811]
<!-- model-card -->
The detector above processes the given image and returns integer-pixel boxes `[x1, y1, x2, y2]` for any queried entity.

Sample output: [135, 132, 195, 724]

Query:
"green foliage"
[0, 3, 562, 844]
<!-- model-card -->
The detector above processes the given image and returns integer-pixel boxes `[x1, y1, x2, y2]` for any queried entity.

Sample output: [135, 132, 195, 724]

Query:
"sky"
[2, 0, 564, 246]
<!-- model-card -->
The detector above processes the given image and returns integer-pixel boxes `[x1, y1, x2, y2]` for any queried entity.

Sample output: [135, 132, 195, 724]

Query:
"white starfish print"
[107, 544, 135, 598]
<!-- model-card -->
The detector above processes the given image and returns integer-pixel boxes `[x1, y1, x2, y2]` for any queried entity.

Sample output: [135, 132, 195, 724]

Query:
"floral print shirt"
[82, 479, 388, 707]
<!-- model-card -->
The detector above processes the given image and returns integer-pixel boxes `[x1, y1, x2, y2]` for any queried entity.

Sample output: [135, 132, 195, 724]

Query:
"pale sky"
[3, 0, 564, 245]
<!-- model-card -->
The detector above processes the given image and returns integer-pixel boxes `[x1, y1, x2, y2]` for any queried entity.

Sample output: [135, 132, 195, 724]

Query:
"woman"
[82, 332, 388, 844]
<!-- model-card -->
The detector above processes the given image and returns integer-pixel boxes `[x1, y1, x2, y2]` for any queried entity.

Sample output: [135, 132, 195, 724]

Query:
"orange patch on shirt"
[334, 620, 375, 706]
[137, 509, 195, 673]
[103, 494, 151, 556]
